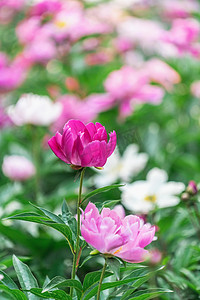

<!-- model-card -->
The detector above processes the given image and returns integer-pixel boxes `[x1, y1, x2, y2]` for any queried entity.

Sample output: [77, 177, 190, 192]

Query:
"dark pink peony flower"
[48, 119, 116, 168]
[81, 202, 155, 263]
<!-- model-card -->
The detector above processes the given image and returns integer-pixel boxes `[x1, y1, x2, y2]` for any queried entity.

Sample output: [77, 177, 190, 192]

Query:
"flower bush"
[0, 0, 200, 299]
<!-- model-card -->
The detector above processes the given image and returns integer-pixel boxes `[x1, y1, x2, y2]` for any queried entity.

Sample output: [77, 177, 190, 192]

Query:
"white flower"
[7, 93, 62, 126]
[121, 168, 185, 213]
[93, 144, 148, 187]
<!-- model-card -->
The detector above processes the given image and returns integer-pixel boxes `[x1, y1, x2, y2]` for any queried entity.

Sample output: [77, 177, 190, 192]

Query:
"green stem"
[70, 168, 86, 297]
[97, 259, 107, 300]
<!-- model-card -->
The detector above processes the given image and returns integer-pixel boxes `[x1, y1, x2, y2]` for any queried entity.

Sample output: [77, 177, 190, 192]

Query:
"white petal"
[147, 168, 168, 185]
[156, 195, 180, 208]
[158, 182, 185, 195]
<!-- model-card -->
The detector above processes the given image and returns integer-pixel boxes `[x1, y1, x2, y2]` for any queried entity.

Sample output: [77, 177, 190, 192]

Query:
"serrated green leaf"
[12, 255, 39, 300]
[82, 184, 124, 203]
[0, 285, 27, 300]
[42, 276, 82, 300]
[29, 288, 72, 299]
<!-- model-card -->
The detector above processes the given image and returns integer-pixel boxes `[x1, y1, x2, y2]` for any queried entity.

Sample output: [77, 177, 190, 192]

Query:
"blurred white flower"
[2, 155, 36, 181]
[7, 93, 62, 126]
[93, 144, 148, 187]
[121, 167, 185, 213]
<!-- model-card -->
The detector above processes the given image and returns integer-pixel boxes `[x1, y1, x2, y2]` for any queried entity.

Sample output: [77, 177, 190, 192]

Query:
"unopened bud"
[186, 181, 198, 196]
[90, 249, 100, 256]
[181, 192, 190, 201]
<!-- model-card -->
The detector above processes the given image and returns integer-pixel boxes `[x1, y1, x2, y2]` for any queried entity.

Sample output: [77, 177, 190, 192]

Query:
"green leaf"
[107, 258, 121, 280]
[0, 270, 18, 289]
[83, 271, 112, 292]
[42, 276, 82, 300]
[9, 213, 74, 252]
[0, 285, 27, 300]
[30, 203, 65, 224]
[12, 255, 39, 300]
[61, 200, 77, 239]
[82, 276, 144, 300]
[29, 288, 72, 299]
[82, 184, 124, 203]
[129, 288, 173, 300]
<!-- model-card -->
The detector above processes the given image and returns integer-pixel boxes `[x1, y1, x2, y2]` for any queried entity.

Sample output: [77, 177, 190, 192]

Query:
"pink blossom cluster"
[81, 202, 155, 263]
[0, 52, 30, 93]
[162, 18, 200, 57]
[15, 0, 110, 64]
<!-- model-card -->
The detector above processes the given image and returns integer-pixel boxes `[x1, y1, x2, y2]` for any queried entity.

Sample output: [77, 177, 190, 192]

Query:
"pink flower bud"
[187, 180, 198, 195]
[2, 155, 36, 181]
[48, 119, 117, 168]
[81, 202, 155, 263]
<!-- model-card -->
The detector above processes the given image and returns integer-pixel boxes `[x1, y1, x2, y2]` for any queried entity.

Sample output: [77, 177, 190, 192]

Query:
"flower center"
[113, 246, 123, 255]
[55, 20, 67, 29]
[144, 194, 157, 203]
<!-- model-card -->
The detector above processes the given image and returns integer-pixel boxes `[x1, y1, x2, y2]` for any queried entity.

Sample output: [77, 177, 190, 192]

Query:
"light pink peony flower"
[191, 80, 200, 98]
[48, 119, 116, 168]
[2, 155, 36, 181]
[0, 52, 28, 93]
[81, 202, 155, 263]
[30, 0, 62, 17]
[51, 94, 114, 133]
[160, 0, 199, 19]
[144, 59, 181, 91]
[104, 66, 164, 117]
[162, 18, 200, 57]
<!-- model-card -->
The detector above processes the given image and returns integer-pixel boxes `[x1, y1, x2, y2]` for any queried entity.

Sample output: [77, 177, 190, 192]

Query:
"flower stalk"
[97, 259, 107, 300]
[70, 167, 86, 297]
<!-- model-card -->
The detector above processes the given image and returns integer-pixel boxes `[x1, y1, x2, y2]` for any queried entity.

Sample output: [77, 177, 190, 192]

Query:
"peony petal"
[116, 246, 149, 263]
[84, 202, 100, 221]
[61, 126, 75, 162]
[86, 122, 97, 138]
[48, 132, 70, 164]
[81, 140, 108, 167]
[81, 226, 105, 253]
[138, 226, 155, 248]
[105, 234, 124, 253]
[66, 119, 85, 137]
[107, 131, 117, 157]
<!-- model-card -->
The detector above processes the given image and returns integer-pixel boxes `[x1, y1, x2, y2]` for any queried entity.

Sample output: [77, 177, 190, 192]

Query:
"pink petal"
[116, 245, 148, 263]
[105, 234, 124, 253]
[138, 226, 155, 248]
[61, 126, 74, 162]
[66, 119, 85, 137]
[81, 226, 105, 253]
[86, 122, 97, 138]
[81, 140, 108, 167]
[48, 132, 70, 164]
[107, 131, 117, 157]
[84, 202, 100, 221]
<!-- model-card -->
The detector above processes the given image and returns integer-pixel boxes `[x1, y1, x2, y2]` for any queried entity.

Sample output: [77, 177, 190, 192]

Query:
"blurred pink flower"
[191, 80, 200, 98]
[81, 202, 155, 263]
[162, 18, 200, 57]
[48, 119, 116, 168]
[0, 105, 13, 128]
[2, 155, 36, 181]
[160, 0, 199, 19]
[112, 205, 126, 219]
[24, 37, 57, 64]
[144, 59, 181, 91]
[147, 249, 162, 264]
[85, 51, 112, 66]
[0, 0, 24, 24]
[0, 52, 28, 93]
[52, 94, 114, 133]
[16, 17, 41, 44]
[186, 180, 198, 195]
[65, 77, 80, 92]
[30, 0, 62, 17]
[104, 66, 164, 117]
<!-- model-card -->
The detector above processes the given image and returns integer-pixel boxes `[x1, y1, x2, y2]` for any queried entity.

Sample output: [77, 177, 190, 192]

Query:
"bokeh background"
[0, 0, 200, 299]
